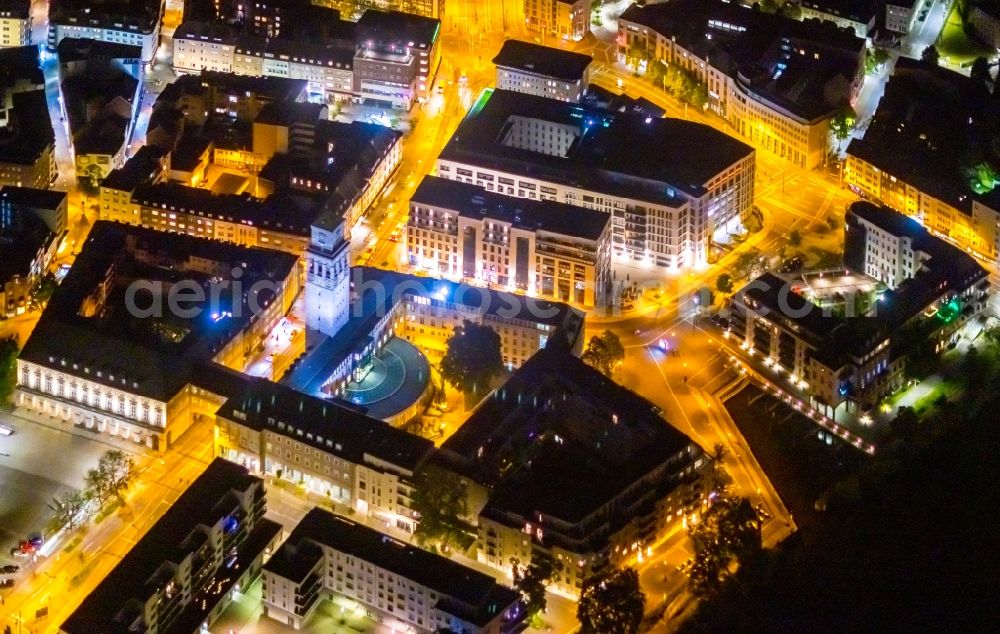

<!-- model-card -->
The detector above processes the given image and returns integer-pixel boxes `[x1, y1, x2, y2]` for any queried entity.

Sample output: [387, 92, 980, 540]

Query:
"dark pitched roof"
[441, 348, 696, 524]
[439, 88, 753, 201]
[619, 0, 863, 121]
[218, 378, 434, 472]
[0, 186, 66, 210]
[845, 59, 1000, 214]
[268, 508, 520, 627]
[56, 37, 143, 64]
[410, 175, 609, 241]
[0, 0, 29, 19]
[0, 206, 54, 282]
[19, 222, 298, 401]
[492, 40, 592, 82]
[0, 45, 43, 87]
[0, 90, 54, 165]
[100, 145, 166, 191]
[60, 459, 275, 634]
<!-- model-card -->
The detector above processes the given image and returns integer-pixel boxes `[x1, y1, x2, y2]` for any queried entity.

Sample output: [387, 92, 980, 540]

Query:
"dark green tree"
[0, 337, 18, 407]
[733, 247, 767, 281]
[439, 320, 503, 395]
[581, 330, 625, 376]
[577, 567, 645, 634]
[969, 56, 991, 85]
[864, 47, 890, 75]
[829, 106, 856, 151]
[48, 490, 91, 530]
[921, 45, 940, 65]
[788, 229, 803, 247]
[510, 556, 560, 617]
[716, 273, 734, 295]
[688, 496, 762, 598]
[30, 273, 58, 310]
[411, 464, 473, 551]
[95, 449, 136, 504]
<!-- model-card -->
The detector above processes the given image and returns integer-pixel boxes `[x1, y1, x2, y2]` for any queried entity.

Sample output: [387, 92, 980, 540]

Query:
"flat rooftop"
[440, 348, 696, 524]
[60, 459, 278, 634]
[218, 377, 434, 473]
[846, 59, 1000, 214]
[438, 88, 753, 201]
[492, 40, 592, 82]
[268, 508, 519, 626]
[19, 222, 298, 401]
[284, 267, 584, 396]
[411, 175, 609, 241]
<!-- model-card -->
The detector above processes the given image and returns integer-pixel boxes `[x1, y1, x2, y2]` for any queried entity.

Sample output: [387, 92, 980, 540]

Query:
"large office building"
[492, 39, 592, 103]
[437, 348, 706, 598]
[731, 202, 990, 418]
[16, 222, 299, 449]
[408, 175, 612, 307]
[262, 508, 523, 632]
[0, 47, 56, 189]
[173, 9, 442, 110]
[619, 0, 865, 170]
[845, 60, 1000, 263]
[525, 0, 589, 41]
[215, 378, 434, 533]
[59, 459, 282, 634]
[0, 0, 30, 47]
[435, 88, 754, 268]
[47, 0, 164, 63]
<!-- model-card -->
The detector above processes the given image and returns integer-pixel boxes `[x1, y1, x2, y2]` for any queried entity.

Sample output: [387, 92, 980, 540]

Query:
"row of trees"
[49, 449, 137, 531]
[648, 61, 709, 109]
[0, 337, 17, 407]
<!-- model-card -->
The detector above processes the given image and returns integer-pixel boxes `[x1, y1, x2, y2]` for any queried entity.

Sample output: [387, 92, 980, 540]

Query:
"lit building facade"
[214, 380, 434, 533]
[618, 0, 865, 170]
[407, 176, 611, 307]
[436, 89, 755, 268]
[525, 0, 589, 41]
[0, 0, 30, 48]
[262, 509, 523, 632]
[492, 39, 592, 103]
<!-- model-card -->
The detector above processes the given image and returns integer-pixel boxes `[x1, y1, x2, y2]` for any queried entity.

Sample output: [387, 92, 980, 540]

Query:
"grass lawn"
[937, 4, 994, 66]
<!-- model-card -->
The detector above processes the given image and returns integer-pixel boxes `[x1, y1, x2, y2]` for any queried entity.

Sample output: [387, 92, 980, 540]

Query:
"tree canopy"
[688, 496, 762, 598]
[410, 464, 474, 551]
[581, 330, 625, 377]
[439, 320, 503, 395]
[921, 44, 940, 65]
[577, 567, 645, 634]
[511, 556, 560, 617]
[0, 337, 18, 408]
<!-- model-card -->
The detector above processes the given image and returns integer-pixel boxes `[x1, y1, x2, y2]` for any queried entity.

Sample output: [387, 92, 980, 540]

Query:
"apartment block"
[845, 60, 1000, 263]
[408, 176, 611, 307]
[47, 0, 164, 62]
[262, 509, 522, 632]
[619, 0, 865, 169]
[524, 0, 589, 41]
[492, 39, 592, 103]
[436, 88, 754, 268]
[59, 459, 282, 634]
[438, 348, 706, 597]
[0, 0, 30, 48]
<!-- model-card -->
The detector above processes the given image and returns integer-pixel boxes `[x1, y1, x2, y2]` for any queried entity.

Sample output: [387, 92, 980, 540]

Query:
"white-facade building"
[436, 89, 754, 269]
[407, 175, 612, 307]
[47, 0, 163, 63]
[492, 39, 592, 103]
[262, 509, 523, 633]
[214, 380, 433, 534]
[885, 0, 921, 34]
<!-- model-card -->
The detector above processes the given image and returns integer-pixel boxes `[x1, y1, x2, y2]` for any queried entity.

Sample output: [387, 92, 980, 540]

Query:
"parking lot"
[0, 410, 137, 588]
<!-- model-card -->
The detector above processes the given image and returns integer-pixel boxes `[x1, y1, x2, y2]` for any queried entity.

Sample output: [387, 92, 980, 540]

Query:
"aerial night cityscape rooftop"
[0, 0, 998, 632]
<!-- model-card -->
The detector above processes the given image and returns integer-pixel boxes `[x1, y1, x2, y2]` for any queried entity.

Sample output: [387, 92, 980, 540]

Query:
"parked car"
[0, 565, 19, 574]
[8, 547, 28, 558]
[27, 535, 43, 548]
[0, 579, 13, 588]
